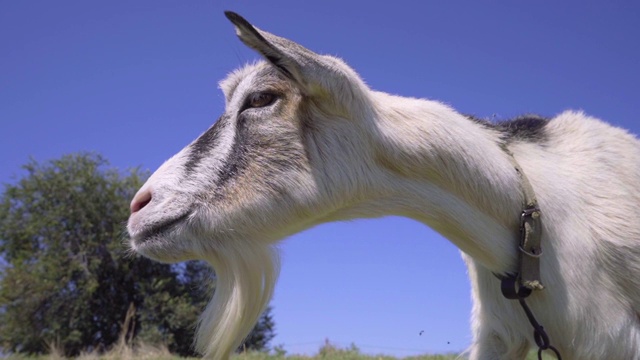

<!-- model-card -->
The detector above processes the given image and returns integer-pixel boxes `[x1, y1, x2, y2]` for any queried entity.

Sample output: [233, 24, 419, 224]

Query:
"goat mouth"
[132, 211, 192, 245]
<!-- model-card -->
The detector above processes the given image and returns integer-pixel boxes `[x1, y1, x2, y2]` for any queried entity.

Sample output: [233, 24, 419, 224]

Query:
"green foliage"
[317, 341, 361, 358]
[236, 341, 458, 360]
[240, 306, 276, 352]
[0, 153, 145, 355]
[272, 344, 287, 357]
[0, 337, 554, 359]
[0, 153, 275, 357]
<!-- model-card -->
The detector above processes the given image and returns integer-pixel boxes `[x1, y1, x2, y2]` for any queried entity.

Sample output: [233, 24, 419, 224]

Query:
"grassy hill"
[3, 340, 555, 359]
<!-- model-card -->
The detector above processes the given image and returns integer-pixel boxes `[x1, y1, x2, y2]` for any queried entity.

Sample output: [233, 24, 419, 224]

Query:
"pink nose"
[130, 188, 152, 214]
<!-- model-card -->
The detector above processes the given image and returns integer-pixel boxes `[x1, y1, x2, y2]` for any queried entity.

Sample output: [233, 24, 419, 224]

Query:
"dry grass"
[3, 336, 554, 360]
[1, 346, 557, 360]
[1, 340, 561, 360]
[4, 341, 186, 360]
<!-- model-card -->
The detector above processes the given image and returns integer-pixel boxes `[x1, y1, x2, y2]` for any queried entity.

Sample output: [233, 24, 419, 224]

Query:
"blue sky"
[1, 1, 639, 356]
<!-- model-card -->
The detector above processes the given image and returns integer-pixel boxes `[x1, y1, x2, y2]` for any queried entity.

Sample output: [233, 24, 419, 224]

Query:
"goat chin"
[196, 242, 280, 360]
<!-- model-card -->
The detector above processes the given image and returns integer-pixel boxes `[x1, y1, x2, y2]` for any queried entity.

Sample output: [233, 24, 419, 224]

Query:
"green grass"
[233, 342, 458, 360]
[2, 340, 557, 359]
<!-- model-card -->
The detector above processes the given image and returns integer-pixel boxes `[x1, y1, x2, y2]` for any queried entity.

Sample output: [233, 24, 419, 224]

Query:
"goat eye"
[247, 92, 276, 109]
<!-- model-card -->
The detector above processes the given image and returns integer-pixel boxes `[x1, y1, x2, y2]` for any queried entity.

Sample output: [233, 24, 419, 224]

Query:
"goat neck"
[367, 91, 525, 274]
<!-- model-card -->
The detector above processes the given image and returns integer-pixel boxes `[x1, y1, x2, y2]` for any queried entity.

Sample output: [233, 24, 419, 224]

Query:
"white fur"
[128, 13, 640, 360]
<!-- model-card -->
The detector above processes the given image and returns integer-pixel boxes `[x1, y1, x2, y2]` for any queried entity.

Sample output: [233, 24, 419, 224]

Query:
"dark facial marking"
[214, 109, 307, 200]
[135, 210, 191, 245]
[210, 66, 307, 200]
[215, 114, 250, 192]
[184, 116, 229, 173]
[467, 114, 549, 143]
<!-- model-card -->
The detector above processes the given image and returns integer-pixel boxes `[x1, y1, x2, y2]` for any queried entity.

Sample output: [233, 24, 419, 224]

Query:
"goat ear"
[224, 11, 310, 89]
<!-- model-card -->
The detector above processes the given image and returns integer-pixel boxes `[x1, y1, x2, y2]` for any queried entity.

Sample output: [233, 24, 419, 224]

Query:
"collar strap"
[499, 148, 560, 359]
[502, 147, 545, 298]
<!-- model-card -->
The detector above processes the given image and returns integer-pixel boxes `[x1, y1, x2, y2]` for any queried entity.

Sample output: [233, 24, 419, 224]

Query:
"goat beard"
[195, 241, 280, 360]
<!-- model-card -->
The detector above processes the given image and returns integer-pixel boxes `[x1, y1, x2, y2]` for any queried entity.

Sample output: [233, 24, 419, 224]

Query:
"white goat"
[127, 12, 640, 360]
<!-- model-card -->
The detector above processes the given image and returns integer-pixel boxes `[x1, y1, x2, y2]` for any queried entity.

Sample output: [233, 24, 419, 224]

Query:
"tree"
[240, 306, 276, 352]
[0, 153, 275, 356]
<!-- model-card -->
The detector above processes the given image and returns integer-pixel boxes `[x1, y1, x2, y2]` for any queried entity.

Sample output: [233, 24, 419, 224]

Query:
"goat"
[127, 12, 640, 360]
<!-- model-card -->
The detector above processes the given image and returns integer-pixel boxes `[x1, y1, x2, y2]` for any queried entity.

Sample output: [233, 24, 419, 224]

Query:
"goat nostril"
[130, 189, 152, 214]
